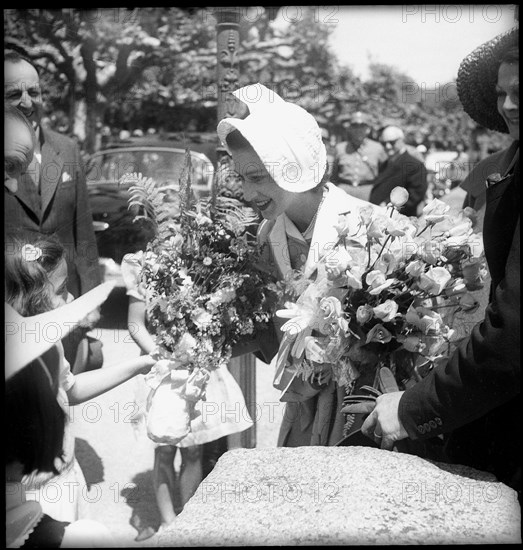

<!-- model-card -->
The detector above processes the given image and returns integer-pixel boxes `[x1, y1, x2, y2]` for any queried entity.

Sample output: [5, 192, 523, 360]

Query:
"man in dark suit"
[4, 51, 101, 299]
[369, 125, 428, 216]
[4, 51, 102, 368]
[362, 26, 520, 493]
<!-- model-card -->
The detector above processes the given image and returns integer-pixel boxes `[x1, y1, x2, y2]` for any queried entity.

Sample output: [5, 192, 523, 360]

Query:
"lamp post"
[215, 6, 257, 449]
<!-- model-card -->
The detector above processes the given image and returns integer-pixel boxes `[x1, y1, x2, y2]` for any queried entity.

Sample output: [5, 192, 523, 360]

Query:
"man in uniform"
[330, 111, 387, 201]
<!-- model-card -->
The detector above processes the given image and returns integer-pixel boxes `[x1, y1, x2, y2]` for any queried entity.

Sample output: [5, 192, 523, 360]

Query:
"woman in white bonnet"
[217, 84, 375, 446]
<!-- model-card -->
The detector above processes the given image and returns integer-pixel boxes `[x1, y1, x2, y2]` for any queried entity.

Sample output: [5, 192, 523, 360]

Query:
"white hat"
[217, 83, 327, 193]
[5, 281, 115, 380]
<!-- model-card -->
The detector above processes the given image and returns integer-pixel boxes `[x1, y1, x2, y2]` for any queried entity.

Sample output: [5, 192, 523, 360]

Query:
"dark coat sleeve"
[403, 157, 427, 216]
[73, 142, 102, 294]
[399, 217, 520, 438]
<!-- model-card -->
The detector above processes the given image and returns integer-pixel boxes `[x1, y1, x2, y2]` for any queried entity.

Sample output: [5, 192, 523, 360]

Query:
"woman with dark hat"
[361, 23, 520, 495]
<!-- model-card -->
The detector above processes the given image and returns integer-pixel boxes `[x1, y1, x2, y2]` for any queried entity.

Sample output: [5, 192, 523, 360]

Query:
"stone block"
[157, 447, 521, 546]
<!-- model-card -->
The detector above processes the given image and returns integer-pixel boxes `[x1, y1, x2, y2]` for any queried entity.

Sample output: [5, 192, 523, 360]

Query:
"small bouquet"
[275, 187, 486, 432]
[121, 151, 278, 444]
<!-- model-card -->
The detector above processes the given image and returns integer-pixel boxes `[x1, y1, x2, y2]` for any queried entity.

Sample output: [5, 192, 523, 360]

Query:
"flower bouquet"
[275, 187, 486, 436]
[121, 151, 278, 444]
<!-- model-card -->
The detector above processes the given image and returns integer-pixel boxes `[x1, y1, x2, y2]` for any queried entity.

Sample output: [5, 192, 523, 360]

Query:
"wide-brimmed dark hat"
[457, 26, 518, 133]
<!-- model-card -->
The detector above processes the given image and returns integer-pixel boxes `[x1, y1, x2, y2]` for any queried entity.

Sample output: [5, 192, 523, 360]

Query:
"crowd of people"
[4, 20, 519, 548]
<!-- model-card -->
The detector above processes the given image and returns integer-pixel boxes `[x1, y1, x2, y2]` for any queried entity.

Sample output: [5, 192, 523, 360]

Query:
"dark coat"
[4, 128, 101, 298]
[369, 150, 428, 217]
[399, 144, 520, 490]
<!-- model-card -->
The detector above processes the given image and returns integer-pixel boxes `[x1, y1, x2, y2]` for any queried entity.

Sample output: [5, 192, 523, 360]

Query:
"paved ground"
[69, 287, 283, 546]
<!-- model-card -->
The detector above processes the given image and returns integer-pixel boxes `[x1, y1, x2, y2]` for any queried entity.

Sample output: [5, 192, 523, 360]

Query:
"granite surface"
[156, 447, 521, 546]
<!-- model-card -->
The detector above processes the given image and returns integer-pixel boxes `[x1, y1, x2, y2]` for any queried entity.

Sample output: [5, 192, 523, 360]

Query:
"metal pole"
[215, 6, 257, 449]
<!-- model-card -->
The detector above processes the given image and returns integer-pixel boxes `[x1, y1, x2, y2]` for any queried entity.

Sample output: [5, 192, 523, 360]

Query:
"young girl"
[4, 232, 157, 523]
[122, 250, 253, 538]
[6, 310, 116, 548]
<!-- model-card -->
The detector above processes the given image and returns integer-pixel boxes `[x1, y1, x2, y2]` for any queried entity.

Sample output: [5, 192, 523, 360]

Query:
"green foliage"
[125, 173, 166, 230]
[4, 7, 507, 154]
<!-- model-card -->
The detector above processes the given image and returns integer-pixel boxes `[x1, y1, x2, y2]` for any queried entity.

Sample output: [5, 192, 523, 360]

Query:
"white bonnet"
[217, 83, 327, 193]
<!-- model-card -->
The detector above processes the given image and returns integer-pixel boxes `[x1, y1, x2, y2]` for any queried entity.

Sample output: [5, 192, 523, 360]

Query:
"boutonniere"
[4, 180, 18, 194]
[62, 171, 72, 183]
[485, 172, 510, 188]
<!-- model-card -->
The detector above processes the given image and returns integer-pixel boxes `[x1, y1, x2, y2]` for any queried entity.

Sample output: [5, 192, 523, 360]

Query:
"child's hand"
[140, 354, 158, 375]
[79, 307, 101, 329]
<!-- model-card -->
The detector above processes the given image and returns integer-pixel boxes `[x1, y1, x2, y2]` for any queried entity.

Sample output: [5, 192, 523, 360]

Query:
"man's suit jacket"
[399, 144, 520, 488]
[4, 128, 101, 298]
[369, 150, 428, 217]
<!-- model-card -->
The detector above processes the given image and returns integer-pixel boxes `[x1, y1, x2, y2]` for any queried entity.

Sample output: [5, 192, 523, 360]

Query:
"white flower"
[406, 305, 444, 334]
[191, 308, 213, 329]
[325, 246, 352, 279]
[418, 266, 452, 295]
[405, 259, 426, 278]
[356, 304, 373, 324]
[389, 186, 409, 208]
[373, 300, 399, 322]
[422, 199, 450, 224]
[366, 270, 395, 295]
[334, 214, 352, 237]
[304, 337, 327, 363]
[467, 233, 484, 259]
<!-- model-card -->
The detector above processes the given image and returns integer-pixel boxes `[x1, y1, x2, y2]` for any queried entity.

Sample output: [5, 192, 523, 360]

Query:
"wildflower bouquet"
[275, 187, 486, 432]
[121, 151, 278, 444]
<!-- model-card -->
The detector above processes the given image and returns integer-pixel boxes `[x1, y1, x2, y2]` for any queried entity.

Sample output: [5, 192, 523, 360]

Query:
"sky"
[275, 5, 517, 84]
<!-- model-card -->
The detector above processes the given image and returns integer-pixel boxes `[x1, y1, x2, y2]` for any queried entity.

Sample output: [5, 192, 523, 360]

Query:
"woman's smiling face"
[496, 61, 519, 140]
[231, 144, 298, 221]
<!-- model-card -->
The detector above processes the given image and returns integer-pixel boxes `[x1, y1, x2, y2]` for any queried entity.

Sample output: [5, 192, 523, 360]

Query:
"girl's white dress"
[122, 252, 253, 448]
[21, 342, 89, 522]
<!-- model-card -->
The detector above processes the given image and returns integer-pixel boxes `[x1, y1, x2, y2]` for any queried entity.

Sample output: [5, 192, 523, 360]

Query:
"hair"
[4, 50, 40, 74]
[6, 349, 66, 476]
[5, 232, 66, 316]
[225, 129, 327, 191]
[500, 45, 519, 65]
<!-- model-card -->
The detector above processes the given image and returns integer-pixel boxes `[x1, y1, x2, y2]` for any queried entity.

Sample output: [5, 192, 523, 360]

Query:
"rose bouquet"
[121, 151, 278, 443]
[275, 187, 486, 434]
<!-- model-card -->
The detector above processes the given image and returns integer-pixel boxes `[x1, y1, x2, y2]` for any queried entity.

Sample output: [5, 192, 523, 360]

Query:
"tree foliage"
[4, 7, 507, 155]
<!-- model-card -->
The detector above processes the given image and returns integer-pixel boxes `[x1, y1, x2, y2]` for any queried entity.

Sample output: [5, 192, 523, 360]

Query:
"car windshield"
[88, 149, 212, 189]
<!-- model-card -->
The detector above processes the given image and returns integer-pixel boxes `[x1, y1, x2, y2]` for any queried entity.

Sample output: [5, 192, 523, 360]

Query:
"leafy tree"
[4, 8, 217, 152]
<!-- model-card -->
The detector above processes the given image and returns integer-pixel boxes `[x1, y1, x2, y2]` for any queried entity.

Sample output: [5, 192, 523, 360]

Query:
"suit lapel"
[267, 215, 292, 279]
[40, 135, 64, 217]
[13, 172, 41, 219]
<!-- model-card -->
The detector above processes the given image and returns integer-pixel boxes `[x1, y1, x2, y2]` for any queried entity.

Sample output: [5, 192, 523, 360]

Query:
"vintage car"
[86, 137, 216, 279]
